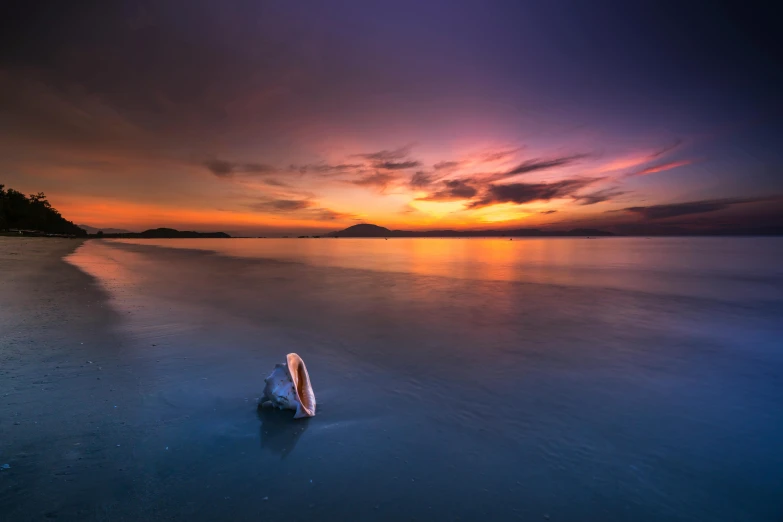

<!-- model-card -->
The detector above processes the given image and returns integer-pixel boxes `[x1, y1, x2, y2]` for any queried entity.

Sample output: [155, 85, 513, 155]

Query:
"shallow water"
[65, 237, 783, 521]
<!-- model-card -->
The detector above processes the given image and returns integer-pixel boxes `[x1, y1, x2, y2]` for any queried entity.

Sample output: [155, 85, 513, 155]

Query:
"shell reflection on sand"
[256, 407, 310, 458]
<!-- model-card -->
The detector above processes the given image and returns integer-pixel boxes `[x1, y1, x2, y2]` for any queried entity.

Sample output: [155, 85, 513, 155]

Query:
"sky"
[1, 0, 782, 235]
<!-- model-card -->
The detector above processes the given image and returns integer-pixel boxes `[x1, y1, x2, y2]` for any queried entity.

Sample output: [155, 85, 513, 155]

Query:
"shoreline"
[0, 237, 138, 520]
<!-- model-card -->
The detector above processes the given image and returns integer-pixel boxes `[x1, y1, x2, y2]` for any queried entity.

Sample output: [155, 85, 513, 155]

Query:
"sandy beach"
[1, 237, 782, 521]
[0, 238, 132, 519]
[1, 239, 328, 521]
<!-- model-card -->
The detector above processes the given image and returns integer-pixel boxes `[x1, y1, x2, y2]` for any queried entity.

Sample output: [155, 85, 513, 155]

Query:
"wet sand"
[1, 239, 325, 521]
[2, 239, 493, 521]
[0, 238, 132, 520]
[1, 237, 782, 521]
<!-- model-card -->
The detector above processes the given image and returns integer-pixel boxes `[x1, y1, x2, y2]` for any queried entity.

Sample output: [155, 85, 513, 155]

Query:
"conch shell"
[261, 353, 316, 418]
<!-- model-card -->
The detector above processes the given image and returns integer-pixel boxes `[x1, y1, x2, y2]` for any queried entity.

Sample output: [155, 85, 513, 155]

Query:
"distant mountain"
[326, 223, 614, 238]
[95, 228, 231, 239]
[327, 224, 392, 237]
[78, 224, 133, 235]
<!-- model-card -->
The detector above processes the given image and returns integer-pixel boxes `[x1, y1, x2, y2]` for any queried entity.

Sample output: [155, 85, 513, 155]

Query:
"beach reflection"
[107, 237, 783, 300]
[256, 406, 310, 459]
[59, 237, 783, 521]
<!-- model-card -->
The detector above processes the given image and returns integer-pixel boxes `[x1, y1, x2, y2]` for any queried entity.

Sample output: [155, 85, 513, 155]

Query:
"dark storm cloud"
[503, 154, 588, 177]
[204, 158, 275, 177]
[469, 178, 599, 208]
[573, 188, 627, 205]
[621, 196, 781, 220]
[418, 179, 478, 201]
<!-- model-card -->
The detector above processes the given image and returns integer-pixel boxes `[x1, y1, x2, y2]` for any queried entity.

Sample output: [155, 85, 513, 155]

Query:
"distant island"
[5, 184, 779, 240]
[92, 228, 231, 239]
[1, 184, 232, 239]
[78, 224, 133, 235]
[326, 223, 614, 238]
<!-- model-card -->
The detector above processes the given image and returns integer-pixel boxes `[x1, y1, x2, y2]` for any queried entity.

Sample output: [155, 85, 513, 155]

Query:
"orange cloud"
[594, 139, 685, 176]
[595, 154, 654, 173]
[633, 159, 694, 176]
[53, 196, 356, 233]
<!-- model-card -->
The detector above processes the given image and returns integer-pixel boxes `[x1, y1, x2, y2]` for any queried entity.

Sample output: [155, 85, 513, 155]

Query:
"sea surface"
[65, 237, 783, 521]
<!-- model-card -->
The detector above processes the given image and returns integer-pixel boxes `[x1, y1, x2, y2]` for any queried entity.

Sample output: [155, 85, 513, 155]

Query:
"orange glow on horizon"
[3, 131, 697, 234]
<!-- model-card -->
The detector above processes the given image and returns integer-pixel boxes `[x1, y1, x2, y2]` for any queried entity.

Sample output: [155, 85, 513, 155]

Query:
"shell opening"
[286, 353, 316, 418]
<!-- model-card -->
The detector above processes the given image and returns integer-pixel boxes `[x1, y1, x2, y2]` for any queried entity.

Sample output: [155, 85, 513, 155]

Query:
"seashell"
[262, 353, 316, 418]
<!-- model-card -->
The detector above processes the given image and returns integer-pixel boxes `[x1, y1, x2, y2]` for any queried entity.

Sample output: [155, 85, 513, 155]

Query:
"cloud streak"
[352, 146, 420, 170]
[350, 172, 399, 191]
[620, 196, 780, 220]
[631, 159, 694, 177]
[410, 171, 438, 189]
[291, 163, 363, 175]
[649, 138, 683, 159]
[469, 178, 599, 208]
[411, 153, 590, 202]
[418, 179, 478, 201]
[205, 158, 275, 177]
[375, 160, 421, 170]
[480, 148, 522, 163]
[573, 188, 627, 205]
[503, 154, 587, 178]
[247, 198, 354, 222]
[433, 161, 460, 171]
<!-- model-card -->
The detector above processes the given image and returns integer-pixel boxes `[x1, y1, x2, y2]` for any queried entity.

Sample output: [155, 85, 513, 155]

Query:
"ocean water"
[66, 237, 783, 521]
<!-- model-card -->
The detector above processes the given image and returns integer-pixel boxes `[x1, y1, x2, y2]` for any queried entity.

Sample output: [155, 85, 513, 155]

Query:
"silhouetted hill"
[96, 228, 231, 238]
[78, 224, 133, 235]
[327, 223, 614, 238]
[327, 224, 392, 237]
[0, 185, 86, 236]
[565, 228, 615, 237]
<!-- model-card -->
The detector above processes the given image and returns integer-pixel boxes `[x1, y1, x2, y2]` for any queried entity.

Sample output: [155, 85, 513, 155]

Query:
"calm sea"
[67, 237, 783, 521]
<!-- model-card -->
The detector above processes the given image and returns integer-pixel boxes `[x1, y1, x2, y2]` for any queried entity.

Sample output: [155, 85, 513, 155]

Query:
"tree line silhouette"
[0, 185, 86, 236]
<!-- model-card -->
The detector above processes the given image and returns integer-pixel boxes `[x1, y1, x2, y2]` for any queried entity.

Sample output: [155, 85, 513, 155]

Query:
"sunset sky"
[1, 1, 781, 235]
